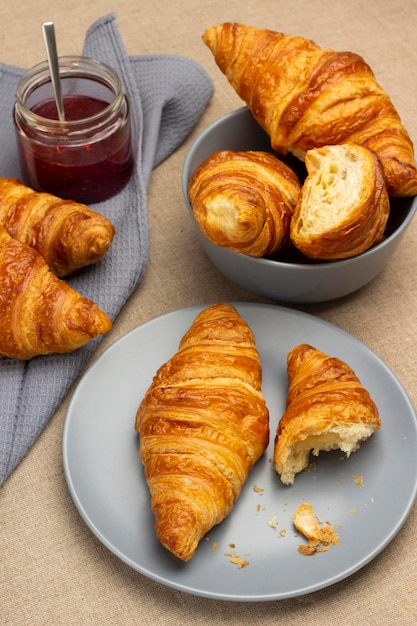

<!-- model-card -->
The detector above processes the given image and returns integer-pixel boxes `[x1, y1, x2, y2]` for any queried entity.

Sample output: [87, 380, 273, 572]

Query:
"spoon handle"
[42, 22, 65, 121]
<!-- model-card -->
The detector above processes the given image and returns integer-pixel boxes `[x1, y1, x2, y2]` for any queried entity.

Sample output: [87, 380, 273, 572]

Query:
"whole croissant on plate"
[188, 150, 301, 257]
[202, 23, 417, 197]
[0, 177, 115, 276]
[274, 344, 381, 485]
[0, 225, 112, 359]
[290, 143, 390, 259]
[135, 303, 270, 561]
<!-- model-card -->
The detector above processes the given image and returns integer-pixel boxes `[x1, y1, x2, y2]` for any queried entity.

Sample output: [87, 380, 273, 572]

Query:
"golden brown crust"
[135, 303, 269, 561]
[188, 150, 301, 257]
[274, 344, 381, 484]
[202, 23, 417, 197]
[0, 225, 112, 359]
[290, 143, 390, 259]
[0, 177, 115, 276]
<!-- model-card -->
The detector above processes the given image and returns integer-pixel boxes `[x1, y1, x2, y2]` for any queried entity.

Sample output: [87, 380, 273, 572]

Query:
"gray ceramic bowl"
[182, 107, 417, 303]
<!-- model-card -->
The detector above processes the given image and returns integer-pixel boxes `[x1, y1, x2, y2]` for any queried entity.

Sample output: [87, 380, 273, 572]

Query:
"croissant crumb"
[294, 503, 340, 555]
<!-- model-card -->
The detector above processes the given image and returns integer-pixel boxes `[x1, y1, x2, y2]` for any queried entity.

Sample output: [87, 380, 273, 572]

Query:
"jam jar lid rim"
[15, 55, 127, 129]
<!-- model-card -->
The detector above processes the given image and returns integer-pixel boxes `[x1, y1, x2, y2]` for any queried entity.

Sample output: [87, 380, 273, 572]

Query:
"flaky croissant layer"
[135, 303, 269, 561]
[203, 23, 417, 197]
[0, 177, 115, 276]
[0, 225, 112, 359]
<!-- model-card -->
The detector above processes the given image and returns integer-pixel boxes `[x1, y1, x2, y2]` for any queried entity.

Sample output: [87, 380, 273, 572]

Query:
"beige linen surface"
[1, 1, 417, 624]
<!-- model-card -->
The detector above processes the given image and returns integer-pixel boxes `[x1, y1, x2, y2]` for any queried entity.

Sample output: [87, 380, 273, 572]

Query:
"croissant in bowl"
[188, 150, 301, 257]
[290, 142, 390, 259]
[203, 23, 417, 197]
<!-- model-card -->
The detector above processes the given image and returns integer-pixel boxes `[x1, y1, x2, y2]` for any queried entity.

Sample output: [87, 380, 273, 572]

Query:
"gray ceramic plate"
[62, 303, 417, 601]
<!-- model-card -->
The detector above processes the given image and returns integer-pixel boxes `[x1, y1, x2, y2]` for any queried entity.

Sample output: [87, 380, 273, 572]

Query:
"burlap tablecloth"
[1, 1, 417, 624]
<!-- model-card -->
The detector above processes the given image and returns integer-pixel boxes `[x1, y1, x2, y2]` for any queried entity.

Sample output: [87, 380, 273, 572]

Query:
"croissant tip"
[155, 511, 199, 561]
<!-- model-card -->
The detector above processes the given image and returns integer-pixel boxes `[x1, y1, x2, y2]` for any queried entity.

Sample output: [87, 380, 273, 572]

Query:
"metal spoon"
[42, 21, 65, 121]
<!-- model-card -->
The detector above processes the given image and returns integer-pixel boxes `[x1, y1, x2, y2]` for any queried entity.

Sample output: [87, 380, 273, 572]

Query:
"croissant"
[0, 177, 115, 276]
[135, 303, 269, 561]
[290, 143, 390, 259]
[202, 23, 417, 197]
[274, 344, 381, 484]
[0, 225, 112, 359]
[188, 150, 301, 257]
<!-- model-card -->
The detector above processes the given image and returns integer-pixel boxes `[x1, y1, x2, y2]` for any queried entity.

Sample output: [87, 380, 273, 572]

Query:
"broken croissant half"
[290, 143, 390, 259]
[188, 150, 301, 257]
[0, 225, 112, 359]
[274, 343, 381, 485]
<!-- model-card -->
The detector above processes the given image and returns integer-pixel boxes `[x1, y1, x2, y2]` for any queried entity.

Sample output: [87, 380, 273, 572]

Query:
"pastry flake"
[294, 502, 340, 555]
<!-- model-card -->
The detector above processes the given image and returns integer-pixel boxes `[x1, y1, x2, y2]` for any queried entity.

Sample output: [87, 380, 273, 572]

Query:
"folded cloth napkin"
[0, 13, 214, 486]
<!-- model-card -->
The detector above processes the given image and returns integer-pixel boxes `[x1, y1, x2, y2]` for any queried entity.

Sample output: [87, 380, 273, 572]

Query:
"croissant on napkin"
[188, 150, 301, 257]
[0, 225, 112, 360]
[290, 143, 390, 259]
[274, 344, 381, 485]
[135, 303, 270, 561]
[0, 177, 115, 276]
[203, 23, 417, 197]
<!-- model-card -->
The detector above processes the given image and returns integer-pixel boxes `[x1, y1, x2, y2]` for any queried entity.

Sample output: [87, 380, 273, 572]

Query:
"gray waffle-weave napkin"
[0, 13, 214, 486]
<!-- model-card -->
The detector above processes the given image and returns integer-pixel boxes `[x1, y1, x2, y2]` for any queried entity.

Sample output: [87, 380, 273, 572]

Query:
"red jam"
[33, 95, 107, 121]
[14, 57, 134, 204]
[15, 94, 133, 204]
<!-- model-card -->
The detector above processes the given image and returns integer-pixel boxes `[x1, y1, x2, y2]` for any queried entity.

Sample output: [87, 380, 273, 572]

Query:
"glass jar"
[13, 56, 134, 204]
